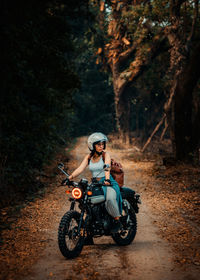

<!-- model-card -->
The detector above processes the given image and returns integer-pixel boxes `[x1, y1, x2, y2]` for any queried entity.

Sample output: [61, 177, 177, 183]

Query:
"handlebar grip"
[61, 178, 71, 186]
[61, 178, 67, 185]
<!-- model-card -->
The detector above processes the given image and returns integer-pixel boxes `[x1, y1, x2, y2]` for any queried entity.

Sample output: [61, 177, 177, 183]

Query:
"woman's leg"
[105, 187, 120, 218]
[109, 176, 122, 215]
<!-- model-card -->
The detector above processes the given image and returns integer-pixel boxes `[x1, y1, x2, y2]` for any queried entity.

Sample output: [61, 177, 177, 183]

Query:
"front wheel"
[112, 203, 137, 246]
[58, 210, 84, 259]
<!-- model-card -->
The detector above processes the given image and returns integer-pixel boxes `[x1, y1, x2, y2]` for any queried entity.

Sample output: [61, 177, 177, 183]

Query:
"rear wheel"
[58, 210, 84, 259]
[112, 202, 137, 246]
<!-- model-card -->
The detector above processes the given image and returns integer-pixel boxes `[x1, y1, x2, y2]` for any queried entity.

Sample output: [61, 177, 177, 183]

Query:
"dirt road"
[21, 137, 199, 280]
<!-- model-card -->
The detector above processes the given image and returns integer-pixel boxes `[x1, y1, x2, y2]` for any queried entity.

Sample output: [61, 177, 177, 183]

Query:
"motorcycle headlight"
[72, 187, 82, 199]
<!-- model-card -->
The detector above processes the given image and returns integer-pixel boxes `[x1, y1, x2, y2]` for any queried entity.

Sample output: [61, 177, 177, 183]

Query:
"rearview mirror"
[57, 163, 69, 177]
[58, 162, 64, 169]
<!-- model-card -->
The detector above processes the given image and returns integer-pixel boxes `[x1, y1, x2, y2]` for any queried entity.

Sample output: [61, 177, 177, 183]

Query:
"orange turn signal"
[65, 190, 71, 194]
[87, 191, 92, 196]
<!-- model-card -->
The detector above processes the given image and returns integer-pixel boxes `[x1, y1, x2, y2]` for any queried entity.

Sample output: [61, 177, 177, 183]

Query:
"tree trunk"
[114, 86, 131, 144]
[121, 95, 131, 144]
[174, 43, 200, 160]
[164, 79, 176, 154]
[165, 1, 200, 161]
[114, 94, 123, 141]
[112, 63, 124, 141]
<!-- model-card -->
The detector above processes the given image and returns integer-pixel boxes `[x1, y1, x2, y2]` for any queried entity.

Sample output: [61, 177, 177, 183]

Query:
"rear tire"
[112, 204, 137, 246]
[58, 210, 84, 259]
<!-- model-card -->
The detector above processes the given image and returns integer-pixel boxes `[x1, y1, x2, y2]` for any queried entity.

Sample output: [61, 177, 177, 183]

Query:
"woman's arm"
[104, 152, 111, 181]
[68, 154, 89, 180]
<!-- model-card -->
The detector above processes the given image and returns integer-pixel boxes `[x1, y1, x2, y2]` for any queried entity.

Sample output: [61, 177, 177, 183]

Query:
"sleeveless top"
[88, 156, 105, 178]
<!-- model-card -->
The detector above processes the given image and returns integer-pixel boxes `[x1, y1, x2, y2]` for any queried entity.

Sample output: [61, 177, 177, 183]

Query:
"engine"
[90, 204, 111, 235]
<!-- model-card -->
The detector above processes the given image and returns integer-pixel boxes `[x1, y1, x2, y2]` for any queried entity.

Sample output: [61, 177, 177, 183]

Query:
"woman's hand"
[104, 179, 111, 186]
[62, 178, 70, 186]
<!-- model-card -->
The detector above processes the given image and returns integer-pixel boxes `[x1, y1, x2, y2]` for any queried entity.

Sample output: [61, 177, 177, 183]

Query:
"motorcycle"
[57, 162, 141, 259]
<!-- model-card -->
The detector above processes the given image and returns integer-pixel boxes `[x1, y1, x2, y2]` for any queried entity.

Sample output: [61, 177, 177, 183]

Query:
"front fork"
[69, 197, 87, 237]
[70, 199, 75, 210]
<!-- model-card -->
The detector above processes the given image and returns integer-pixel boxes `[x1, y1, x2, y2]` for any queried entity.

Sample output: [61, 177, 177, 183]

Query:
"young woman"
[68, 132, 122, 232]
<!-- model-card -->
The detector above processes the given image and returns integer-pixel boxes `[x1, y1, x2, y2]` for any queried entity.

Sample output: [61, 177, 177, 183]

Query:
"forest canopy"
[92, 0, 200, 160]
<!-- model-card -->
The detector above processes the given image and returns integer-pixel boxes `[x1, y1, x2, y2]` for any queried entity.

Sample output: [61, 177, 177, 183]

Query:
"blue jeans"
[99, 175, 122, 216]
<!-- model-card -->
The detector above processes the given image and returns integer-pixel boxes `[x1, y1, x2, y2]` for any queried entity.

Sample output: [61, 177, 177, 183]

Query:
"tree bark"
[174, 43, 200, 160]
[165, 1, 200, 161]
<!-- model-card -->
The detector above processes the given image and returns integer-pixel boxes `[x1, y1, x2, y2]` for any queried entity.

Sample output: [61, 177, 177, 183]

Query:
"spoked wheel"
[112, 202, 137, 246]
[58, 210, 84, 259]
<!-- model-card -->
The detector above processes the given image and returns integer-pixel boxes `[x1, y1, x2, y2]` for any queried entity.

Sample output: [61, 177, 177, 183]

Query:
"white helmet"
[87, 132, 108, 151]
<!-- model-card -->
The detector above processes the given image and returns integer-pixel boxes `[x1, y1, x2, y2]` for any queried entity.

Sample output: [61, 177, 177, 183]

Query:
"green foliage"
[73, 66, 115, 135]
[0, 0, 116, 206]
[0, 0, 89, 202]
[71, 26, 115, 136]
[130, 50, 170, 137]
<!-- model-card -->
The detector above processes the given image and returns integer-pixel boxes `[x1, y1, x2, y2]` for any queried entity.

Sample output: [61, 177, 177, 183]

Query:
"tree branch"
[117, 43, 138, 64]
[160, 118, 168, 141]
[142, 114, 166, 152]
[117, 33, 167, 96]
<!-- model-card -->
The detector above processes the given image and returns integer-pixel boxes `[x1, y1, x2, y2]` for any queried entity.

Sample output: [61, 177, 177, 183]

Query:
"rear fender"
[120, 187, 139, 213]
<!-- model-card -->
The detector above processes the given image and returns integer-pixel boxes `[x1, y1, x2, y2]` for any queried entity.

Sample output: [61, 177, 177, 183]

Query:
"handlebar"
[58, 162, 112, 187]
[61, 178, 78, 187]
[61, 178, 70, 186]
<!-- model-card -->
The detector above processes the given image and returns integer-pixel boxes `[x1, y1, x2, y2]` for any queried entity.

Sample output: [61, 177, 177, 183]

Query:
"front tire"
[112, 204, 137, 246]
[58, 210, 84, 259]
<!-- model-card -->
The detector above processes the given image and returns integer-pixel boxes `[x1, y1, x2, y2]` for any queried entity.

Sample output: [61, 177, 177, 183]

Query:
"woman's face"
[95, 142, 104, 153]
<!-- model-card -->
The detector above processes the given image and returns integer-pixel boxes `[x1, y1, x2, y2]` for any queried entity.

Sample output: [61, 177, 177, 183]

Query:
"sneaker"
[111, 220, 121, 233]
